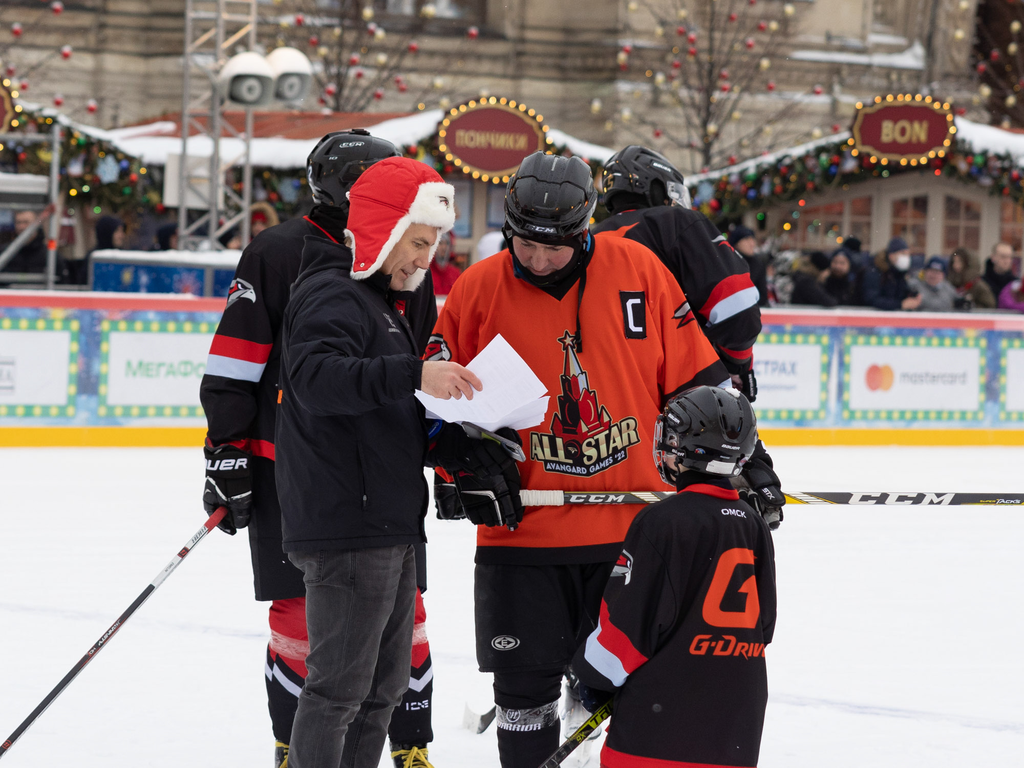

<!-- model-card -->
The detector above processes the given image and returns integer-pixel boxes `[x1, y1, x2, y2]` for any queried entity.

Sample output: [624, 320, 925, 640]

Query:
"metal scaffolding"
[178, 0, 257, 250]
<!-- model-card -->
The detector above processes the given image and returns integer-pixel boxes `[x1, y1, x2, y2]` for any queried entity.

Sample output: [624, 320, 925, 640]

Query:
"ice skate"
[391, 743, 434, 768]
[274, 741, 288, 768]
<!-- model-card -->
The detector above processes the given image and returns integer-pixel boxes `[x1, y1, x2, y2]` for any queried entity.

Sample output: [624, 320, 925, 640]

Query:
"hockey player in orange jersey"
[427, 152, 733, 768]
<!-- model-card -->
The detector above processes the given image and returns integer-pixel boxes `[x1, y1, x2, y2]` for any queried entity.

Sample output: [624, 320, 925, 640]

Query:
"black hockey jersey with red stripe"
[572, 482, 776, 768]
[200, 208, 438, 457]
[592, 207, 761, 375]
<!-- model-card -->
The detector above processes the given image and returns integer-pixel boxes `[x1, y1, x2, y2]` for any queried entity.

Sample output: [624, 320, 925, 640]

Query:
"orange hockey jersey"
[428, 232, 730, 565]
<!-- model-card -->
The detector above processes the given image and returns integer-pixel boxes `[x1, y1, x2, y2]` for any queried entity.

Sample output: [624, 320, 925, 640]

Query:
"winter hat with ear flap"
[344, 157, 456, 291]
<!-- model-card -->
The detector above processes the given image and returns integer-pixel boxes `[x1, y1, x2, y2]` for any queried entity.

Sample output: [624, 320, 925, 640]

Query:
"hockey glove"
[733, 439, 784, 530]
[576, 683, 610, 715]
[203, 444, 253, 535]
[428, 422, 521, 479]
[731, 360, 758, 403]
[434, 467, 523, 530]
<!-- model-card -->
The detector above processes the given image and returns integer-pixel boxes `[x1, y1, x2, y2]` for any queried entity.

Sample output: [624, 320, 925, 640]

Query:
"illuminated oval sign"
[438, 98, 552, 184]
[0, 79, 16, 133]
[852, 95, 955, 163]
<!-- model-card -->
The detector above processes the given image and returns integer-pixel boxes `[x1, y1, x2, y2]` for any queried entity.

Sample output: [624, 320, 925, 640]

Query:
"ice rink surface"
[1, 445, 1022, 767]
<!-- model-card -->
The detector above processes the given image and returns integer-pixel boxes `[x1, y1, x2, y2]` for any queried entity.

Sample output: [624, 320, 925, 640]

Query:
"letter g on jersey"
[702, 548, 760, 629]
[491, 635, 520, 651]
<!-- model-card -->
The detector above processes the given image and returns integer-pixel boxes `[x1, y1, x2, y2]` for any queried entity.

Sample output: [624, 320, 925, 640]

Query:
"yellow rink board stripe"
[2, 426, 1024, 448]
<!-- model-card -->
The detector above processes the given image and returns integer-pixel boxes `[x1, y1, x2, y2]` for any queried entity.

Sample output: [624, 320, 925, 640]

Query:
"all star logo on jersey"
[226, 277, 256, 308]
[424, 333, 452, 361]
[529, 331, 641, 477]
[612, 550, 633, 585]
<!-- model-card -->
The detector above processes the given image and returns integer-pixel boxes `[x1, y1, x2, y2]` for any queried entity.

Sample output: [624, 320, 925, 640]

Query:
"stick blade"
[462, 703, 497, 734]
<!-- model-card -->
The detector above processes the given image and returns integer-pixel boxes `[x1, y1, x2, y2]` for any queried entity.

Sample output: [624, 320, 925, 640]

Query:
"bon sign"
[851, 95, 954, 163]
[438, 97, 551, 184]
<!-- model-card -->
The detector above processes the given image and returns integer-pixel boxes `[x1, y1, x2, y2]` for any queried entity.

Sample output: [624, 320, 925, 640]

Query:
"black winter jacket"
[276, 235, 429, 552]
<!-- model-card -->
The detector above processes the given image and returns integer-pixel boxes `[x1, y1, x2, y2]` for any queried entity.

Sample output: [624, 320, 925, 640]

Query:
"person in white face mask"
[861, 236, 923, 310]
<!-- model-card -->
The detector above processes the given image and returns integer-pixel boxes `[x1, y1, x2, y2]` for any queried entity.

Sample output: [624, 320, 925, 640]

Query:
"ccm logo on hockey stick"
[848, 492, 953, 505]
[206, 458, 248, 471]
[567, 493, 629, 503]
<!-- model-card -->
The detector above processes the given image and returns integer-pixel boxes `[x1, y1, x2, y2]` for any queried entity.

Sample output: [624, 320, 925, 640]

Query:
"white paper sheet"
[416, 334, 549, 431]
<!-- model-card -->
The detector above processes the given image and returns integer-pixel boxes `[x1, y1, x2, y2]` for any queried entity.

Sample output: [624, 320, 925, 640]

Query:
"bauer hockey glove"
[730, 359, 758, 403]
[733, 439, 784, 530]
[203, 444, 253, 535]
[434, 465, 524, 530]
[427, 422, 521, 479]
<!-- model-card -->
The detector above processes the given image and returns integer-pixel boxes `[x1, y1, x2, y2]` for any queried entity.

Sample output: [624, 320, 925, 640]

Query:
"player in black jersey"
[572, 386, 777, 768]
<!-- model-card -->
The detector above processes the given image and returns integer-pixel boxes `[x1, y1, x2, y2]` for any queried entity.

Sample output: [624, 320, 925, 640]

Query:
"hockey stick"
[462, 703, 497, 734]
[0, 507, 228, 760]
[538, 698, 614, 768]
[519, 490, 1024, 507]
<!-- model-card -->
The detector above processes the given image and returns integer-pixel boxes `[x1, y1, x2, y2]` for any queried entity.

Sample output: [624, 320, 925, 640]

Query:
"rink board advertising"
[1, 299, 1023, 440]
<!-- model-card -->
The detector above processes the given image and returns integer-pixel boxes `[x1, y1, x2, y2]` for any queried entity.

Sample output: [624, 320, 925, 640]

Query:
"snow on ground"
[1, 446, 1022, 767]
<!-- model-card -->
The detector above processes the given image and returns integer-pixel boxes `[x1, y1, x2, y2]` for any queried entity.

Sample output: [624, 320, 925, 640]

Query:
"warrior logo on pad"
[529, 331, 640, 477]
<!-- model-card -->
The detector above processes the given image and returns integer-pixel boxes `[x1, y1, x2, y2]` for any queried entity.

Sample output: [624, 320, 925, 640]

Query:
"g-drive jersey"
[573, 484, 777, 768]
[592, 206, 761, 375]
[427, 233, 730, 565]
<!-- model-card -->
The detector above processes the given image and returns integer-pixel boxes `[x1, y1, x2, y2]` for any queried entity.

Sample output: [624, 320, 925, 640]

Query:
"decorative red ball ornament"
[53, 95, 63, 107]
[728, 154, 738, 164]
[977, 62, 987, 74]
[129, 173, 138, 183]
[749, 0, 757, 5]
[308, 35, 319, 47]
[398, 82, 408, 92]
[687, 47, 697, 57]
[324, 82, 337, 96]
[619, 63, 628, 71]
[728, 12, 738, 22]
[1013, 170, 1021, 182]
[806, 181, 815, 191]
[719, 68, 729, 80]
[366, 22, 378, 36]
[672, 59, 681, 69]
[52, 1, 65, 14]
[766, 81, 776, 91]
[86, 99, 97, 113]
[61, 45, 72, 59]
[19, 81, 28, 91]
[990, 49, 1000, 61]
[709, 198, 721, 211]
[677, 26, 686, 36]
[832, 123, 841, 133]
[373, 89, 384, 100]
[745, 37, 755, 49]
[11, 22, 23, 37]
[687, 32, 697, 44]
[758, 21, 767, 31]
[467, 26, 479, 39]
[5, 65, 14, 76]
[813, 84, 823, 95]
[720, 84, 730, 92]
[354, 68, 364, 79]
[349, 53, 360, 65]
[1003, 186, 1011, 196]
[318, 96, 327, 105]
[294, 13, 305, 26]
[956, 106, 967, 115]
[408, 41, 419, 53]
[622, 44, 633, 54]
[653, 128, 663, 138]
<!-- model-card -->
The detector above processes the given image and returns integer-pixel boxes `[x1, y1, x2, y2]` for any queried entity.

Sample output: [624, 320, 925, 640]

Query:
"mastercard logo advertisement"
[865, 364, 895, 391]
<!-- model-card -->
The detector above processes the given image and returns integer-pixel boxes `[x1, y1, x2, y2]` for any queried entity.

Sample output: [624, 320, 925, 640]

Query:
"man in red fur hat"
[275, 157, 520, 768]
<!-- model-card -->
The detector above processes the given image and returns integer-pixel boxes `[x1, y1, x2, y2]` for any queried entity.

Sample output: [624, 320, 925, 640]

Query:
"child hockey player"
[571, 386, 777, 768]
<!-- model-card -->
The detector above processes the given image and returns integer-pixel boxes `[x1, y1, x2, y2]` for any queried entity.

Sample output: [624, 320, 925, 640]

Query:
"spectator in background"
[73, 215, 125, 285]
[998, 278, 1024, 312]
[219, 227, 243, 250]
[861, 236, 922, 311]
[983, 242, 1017, 299]
[822, 249, 861, 306]
[790, 251, 838, 307]
[473, 229, 505, 263]
[429, 230, 462, 296]
[153, 222, 178, 251]
[948, 247, 995, 309]
[0, 210, 47, 277]
[250, 201, 280, 238]
[728, 225, 769, 306]
[908, 256, 957, 312]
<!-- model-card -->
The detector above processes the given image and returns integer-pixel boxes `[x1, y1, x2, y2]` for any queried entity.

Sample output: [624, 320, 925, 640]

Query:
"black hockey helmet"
[306, 128, 400, 209]
[502, 152, 597, 246]
[602, 145, 689, 213]
[653, 386, 757, 484]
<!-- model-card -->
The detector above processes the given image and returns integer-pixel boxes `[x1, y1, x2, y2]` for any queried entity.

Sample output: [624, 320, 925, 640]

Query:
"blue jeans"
[287, 546, 416, 768]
